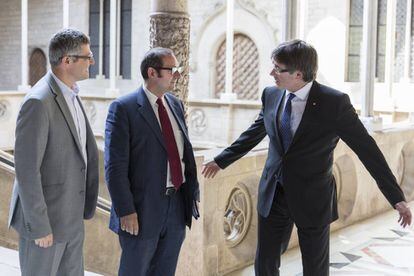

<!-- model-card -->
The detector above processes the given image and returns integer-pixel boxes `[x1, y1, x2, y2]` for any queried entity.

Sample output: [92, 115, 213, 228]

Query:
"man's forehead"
[162, 54, 178, 65]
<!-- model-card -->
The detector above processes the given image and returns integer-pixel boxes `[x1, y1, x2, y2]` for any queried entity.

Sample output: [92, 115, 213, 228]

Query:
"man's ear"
[147, 67, 159, 79]
[295, 71, 303, 80]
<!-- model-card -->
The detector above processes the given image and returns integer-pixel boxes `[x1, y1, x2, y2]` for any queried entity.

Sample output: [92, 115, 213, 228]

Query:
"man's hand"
[395, 201, 412, 228]
[202, 160, 221, 178]
[120, 212, 139, 235]
[35, 234, 53, 248]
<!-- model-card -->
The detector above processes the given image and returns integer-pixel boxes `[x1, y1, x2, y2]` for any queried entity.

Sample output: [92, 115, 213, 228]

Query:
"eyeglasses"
[272, 66, 291, 74]
[155, 66, 184, 74]
[67, 54, 95, 62]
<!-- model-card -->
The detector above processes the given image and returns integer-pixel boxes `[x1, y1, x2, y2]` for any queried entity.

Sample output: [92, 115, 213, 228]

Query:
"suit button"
[79, 190, 84, 194]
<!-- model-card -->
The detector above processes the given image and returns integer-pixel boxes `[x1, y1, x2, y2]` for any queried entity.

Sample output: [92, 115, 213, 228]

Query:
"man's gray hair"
[49, 28, 90, 68]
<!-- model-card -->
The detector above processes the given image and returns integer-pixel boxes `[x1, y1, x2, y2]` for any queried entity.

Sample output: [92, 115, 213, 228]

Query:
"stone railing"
[178, 126, 414, 275]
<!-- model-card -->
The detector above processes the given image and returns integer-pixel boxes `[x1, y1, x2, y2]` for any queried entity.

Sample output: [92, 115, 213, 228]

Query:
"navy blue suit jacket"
[104, 86, 199, 238]
[215, 81, 405, 227]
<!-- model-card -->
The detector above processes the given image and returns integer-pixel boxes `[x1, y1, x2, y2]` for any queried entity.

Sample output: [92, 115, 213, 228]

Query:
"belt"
[165, 187, 178, 196]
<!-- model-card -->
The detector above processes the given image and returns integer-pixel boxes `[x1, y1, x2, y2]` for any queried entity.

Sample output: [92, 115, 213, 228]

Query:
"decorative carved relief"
[0, 100, 9, 121]
[150, 12, 190, 111]
[224, 183, 252, 248]
[83, 101, 97, 125]
[189, 108, 207, 135]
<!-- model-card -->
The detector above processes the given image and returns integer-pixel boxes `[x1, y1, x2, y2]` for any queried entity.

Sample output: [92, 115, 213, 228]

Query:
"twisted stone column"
[150, 1, 190, 105]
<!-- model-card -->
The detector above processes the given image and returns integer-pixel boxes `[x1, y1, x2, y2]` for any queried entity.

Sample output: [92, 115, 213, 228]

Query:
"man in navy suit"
[202, 40, 412, 275]
[105, 47, 199, 276]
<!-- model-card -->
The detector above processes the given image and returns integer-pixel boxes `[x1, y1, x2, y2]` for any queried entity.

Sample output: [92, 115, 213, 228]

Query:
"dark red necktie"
[156, 98, 183, 189]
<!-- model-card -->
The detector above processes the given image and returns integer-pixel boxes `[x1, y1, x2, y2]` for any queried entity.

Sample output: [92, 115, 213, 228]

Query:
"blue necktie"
[279, 93, 296, 153]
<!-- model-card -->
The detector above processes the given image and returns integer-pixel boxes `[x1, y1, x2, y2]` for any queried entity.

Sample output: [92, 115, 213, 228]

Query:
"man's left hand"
[395, 201, 412, 228]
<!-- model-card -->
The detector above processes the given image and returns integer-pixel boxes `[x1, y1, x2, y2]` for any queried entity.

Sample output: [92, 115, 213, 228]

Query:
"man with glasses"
[202, 39, 411, 275]
[8, 28, 99, 276]
[105, 47, 199, 276]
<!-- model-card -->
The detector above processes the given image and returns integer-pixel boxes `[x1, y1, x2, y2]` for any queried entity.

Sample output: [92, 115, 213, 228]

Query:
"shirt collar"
[50, 70, 80, 98]
[286, 81, 313, 101]
[143, 84, 163, 106]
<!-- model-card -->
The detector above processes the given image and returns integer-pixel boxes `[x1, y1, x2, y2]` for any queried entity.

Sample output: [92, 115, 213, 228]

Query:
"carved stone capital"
[150, 12, 190, 108]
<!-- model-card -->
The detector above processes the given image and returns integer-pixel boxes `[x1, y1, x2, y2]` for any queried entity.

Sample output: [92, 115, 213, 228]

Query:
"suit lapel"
[136, 87, 166, 150]
[270, 89, 285, 154]
[164, 94, 190, 143]
[290, 81, 320, 147]
[46, 73, 84, 161]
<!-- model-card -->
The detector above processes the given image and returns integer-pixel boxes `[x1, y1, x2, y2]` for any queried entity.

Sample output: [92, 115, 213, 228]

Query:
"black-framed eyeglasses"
[66, 54, 95, 62]
[272, 66, 291, 74]
[154, 66, 184, 74]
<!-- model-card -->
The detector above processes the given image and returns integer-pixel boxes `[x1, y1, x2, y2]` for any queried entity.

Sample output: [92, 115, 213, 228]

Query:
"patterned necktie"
[156, 98, 183, 189]
[279, 93, 296, 153]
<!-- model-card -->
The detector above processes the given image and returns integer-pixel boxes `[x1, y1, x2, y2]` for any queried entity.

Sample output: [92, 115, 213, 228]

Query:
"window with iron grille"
[215, 33, 260, 100]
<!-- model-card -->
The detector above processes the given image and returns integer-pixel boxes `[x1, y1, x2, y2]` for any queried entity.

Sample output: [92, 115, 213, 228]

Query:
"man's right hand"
[202, 160, 222, 178]
[34, 234, 53, 248]
[120, 212, 139, 236]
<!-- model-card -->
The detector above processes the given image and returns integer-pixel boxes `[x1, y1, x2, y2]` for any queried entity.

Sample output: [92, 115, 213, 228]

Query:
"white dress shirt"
[51, 71, 87, 163]
[143, 85, 186, 188]
[279, 81, 313, 136]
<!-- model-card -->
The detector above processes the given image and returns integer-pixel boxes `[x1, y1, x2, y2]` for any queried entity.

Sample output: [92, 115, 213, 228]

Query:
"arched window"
[29, 48, 47, 86]
[215, 33, 260, 100]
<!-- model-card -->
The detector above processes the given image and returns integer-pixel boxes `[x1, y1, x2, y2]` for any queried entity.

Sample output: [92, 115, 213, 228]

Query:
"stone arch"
[400, 141, 414, 201]
[334, 154, 358, 221]
[190, 7, 275, 100]
[29, 48, 47, 86]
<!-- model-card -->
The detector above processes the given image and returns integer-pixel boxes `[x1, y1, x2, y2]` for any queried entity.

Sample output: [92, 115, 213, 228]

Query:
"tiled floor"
[2, 203, 414, 276]
[230, 201, 414, 276]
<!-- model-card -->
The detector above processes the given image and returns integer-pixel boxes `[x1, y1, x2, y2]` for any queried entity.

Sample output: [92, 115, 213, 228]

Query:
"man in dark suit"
[105, 47, 199, 276]
[202, 40, 412, 276]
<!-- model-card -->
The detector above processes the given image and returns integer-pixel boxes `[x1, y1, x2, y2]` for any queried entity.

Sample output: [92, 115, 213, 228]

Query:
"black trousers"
[254, 185, 330, 276]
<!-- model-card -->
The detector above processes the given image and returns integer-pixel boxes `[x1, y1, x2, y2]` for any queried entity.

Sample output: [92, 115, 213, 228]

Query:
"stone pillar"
[116, 0, 121, 78]
[63, 0, 69, 28]
[297, 0, 307, 39]
[360, 0, 382, 131]
[150, 0, 190, 102]
[96, 0, 105, 79]
[106, 0, 119, 95]
[384, 0, 396, 96]
[404, 0, 412, 81]
[281, 0, 297, 42]
[18, 0, 30, 92]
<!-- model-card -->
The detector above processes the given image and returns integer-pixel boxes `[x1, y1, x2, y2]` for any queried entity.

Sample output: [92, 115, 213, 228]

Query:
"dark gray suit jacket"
[8, 72, 99, 241]
[215, 81, 405, 227]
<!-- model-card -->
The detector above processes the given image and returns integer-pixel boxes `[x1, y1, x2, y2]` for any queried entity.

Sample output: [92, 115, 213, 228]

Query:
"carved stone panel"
[223, 183, 252, 248]
[0, 100, 10, 121]
[189, 108, 207, 135]
[83, 101, 97, 125]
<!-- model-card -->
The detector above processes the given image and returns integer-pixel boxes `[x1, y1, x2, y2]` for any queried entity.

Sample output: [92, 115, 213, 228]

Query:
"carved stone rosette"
[223, 183, 252, 248]
[150, 12, 190, 109]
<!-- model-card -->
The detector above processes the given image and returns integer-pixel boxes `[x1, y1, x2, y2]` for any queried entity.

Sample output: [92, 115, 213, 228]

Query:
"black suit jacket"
[105, 87, 199, 238]
[215, 81, 405, 227]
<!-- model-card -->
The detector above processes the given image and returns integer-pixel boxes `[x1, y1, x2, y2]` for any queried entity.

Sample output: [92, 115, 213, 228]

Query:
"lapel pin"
[312, 102, 317, 106]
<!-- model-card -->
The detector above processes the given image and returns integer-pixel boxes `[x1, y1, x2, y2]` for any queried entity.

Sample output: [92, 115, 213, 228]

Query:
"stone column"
[222, 0, 237, 101]
[384, 0, 396, 96]
[96, 0, 105, 79]
[150, 0, 190, 102]
[281, 0, 297, 42]
[18, 0, 30, 92]
[360, 0, 382, 131]
[106, 0, 119, 95]
[297, 0, 307, 39]
[63, 0, 69, 28]
[404, 0, 412, 81]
